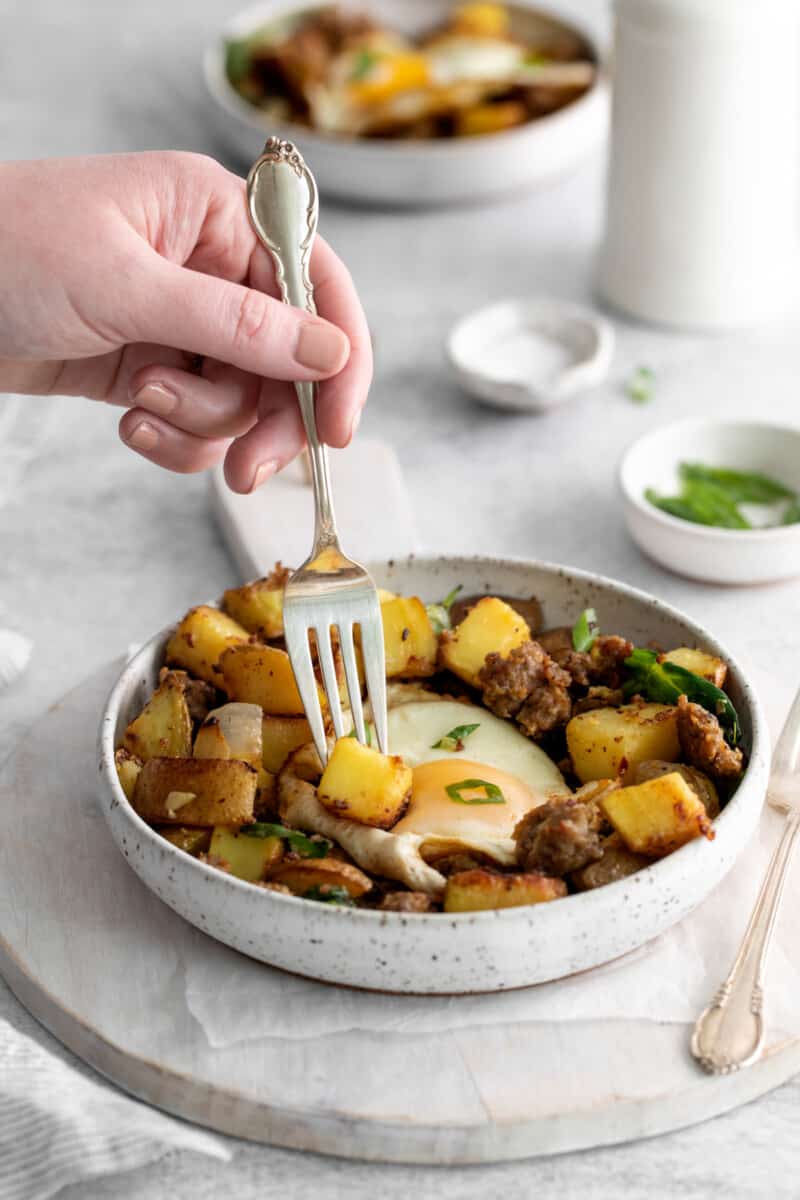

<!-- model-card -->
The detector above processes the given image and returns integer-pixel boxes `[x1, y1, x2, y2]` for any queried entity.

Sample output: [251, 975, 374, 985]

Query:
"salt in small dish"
[446, 298, 614, 412]
[619, 419, 800, 585]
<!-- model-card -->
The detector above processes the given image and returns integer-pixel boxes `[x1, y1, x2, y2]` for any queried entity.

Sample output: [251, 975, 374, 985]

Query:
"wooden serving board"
[2, 662, 800, 1165]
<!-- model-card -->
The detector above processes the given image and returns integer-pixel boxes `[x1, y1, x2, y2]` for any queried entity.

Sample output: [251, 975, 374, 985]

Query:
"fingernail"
[349, 407, 362, 443]
[295, 321, 348, 372]
[249, 459, 278, 493]
[131, 382, 178, 416]
[125, 420, 159, 451]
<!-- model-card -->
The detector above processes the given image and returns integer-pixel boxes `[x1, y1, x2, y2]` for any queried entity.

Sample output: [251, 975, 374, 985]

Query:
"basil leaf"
[571, 607, 599, 653]
[445, 778, 505, 805]
[645, 484, 751, 529]
[432, 723, 480, 751]
[680, 463, 794, 504]
[626, 365, 655, 404]
[303, 884, 355, 906]
[240, 823, 331, 858]
[623, 648, 741, 746]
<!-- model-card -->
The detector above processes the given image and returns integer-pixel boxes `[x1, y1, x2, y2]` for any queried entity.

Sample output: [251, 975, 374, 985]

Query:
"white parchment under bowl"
[97, 554, 768, 995]
[447, 298, 614, 412]
[203, 0, 608, 206]
[619, 419, 800, 585]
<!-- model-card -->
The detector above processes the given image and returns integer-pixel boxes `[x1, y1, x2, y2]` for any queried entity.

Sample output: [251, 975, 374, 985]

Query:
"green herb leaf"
[432, 723, 480, 751]
[782, 497, 800, 525]
[623, 648, 740, 746]
[572, 607, 599, 653]
[346, 723, 373, 747]
[426, 584, 463, 634]
[225, 37, 253, 85]
[645, 483, 751, 529]
[303, 884, 355, 906]
[680, 463, 794, 504]
[240, 823, 331, 858]
[626, 365, 655, 404]
[445, 778, 506, 805]
[350, 48, 379, 80]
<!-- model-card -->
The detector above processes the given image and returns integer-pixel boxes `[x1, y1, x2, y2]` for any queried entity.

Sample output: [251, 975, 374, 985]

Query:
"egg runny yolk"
[391, 758, 542, 839]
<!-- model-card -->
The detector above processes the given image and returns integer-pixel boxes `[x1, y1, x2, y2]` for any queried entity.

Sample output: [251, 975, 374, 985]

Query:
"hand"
[0, 152, 371, 492]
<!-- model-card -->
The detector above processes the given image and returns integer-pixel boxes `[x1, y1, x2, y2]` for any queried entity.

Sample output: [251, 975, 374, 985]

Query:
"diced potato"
[571, 833, 649, 891]
[157, 826, 211, 856]
[122, 677, 192, 761]
[456, 101, 528, 137]
[208, 827, 283, 882]
[255, 767, 277, 817]
[268, 856, 372, 898]
[633, 760, 719, 818]
[114, 747, 142, 801]
[165, 606, 249, 686]
[221, 643, 316, 716]
[132, 757, 257, 826]
[599, 772, 714, 858]
[381, 596, 438, 678]
[317, 737, 412, 829]
[444, 868, 567, 913]
[222, 579, 284, 638]
[439, 597, 530, 688]
[450, 2, 510, 37]
[663, 647, 727, 688]
[193, 719, 230, 760]
[566, 703, 680, 784]
[262, 715, 313, 773]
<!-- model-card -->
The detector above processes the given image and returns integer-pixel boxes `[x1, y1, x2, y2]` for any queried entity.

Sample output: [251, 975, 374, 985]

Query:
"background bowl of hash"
[203, 0, 608, 205]
[97, 555, 769, 994]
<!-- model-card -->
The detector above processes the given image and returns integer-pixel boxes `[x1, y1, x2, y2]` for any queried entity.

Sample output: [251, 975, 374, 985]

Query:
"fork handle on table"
[692, 687, 800, 1073]
[247, 137, 337, 552]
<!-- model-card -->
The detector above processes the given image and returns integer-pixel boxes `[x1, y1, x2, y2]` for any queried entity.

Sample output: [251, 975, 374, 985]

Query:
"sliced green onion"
[571, 607, 599, 653]
[303, 884, 355, 906]
[240, 823, 331, 858]
[626, 365, 655, 404]
[445, 778, 505, 805]
[432, 723, 480, 751]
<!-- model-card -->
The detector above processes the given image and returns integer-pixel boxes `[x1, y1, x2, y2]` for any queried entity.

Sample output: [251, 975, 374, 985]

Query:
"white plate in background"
[203, 0, 608, 205]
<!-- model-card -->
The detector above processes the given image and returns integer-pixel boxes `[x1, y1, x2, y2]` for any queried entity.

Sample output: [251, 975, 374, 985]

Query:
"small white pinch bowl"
[620, 419, 800, 585]
[203, 0, 608, 207]
[97, 555, 768, 994]
[447, 298, 615, 411]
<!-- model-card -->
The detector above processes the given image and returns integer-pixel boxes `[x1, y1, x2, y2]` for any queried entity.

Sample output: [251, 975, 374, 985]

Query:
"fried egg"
[279, 700, 569, 895]
[388, 700, 568, 862]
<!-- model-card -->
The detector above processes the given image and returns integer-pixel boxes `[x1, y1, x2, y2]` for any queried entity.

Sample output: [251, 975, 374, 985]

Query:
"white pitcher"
[598, 0, 799, 330]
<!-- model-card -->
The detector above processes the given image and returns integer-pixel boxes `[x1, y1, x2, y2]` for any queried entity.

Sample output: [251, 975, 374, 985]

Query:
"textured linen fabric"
[0, 1009, 229, 1200]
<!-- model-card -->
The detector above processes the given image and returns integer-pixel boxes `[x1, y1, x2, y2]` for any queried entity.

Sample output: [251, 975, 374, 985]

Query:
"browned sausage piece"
[514, 797, 603, 877]
[676, 695, 744, 780]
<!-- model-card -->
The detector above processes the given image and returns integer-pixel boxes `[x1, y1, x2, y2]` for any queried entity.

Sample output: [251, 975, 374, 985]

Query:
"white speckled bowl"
[97, 556, 768, 994]
[203, 0, 608, 206]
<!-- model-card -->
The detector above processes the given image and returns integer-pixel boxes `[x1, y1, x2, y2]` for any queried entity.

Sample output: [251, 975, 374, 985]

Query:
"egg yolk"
[391, 758, 541, 839]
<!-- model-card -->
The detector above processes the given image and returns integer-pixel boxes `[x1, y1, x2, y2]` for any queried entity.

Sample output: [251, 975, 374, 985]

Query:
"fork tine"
[339, 622, 367, 745]
[284, 618, 328, 765]
[360, 615, 388, 754]
[315, 625, 346, 741]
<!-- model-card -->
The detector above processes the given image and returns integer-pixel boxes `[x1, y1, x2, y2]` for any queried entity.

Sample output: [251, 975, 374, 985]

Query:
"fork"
[691, 685, 800, 1073]
[246, 137, 387, 764]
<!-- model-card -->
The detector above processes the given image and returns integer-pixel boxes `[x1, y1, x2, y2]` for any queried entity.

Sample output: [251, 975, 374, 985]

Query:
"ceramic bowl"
[97, 555, 768, 994]
[202, 0, 608, 206]
[619, 419, 800, 585]
[446, 298, 615, 412]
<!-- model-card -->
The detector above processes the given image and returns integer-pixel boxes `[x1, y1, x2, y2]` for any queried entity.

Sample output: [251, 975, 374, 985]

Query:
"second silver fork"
[246, 137, 387, 764]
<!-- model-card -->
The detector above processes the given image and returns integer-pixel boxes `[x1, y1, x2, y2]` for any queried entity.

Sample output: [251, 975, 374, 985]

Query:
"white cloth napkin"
[184, 804, 800, 1048]
[0, 1001, 229, 1200]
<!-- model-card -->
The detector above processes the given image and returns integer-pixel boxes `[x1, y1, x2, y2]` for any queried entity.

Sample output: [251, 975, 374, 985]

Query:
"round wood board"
[2, 661, 799, 1165]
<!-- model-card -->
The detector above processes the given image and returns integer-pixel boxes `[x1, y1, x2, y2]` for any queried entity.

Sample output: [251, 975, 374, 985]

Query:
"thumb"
[132, 255, 350, 380]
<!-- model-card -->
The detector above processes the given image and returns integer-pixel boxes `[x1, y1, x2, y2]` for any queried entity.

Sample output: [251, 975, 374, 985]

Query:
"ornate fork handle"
[247, 137, 339, 556]
[692, 803, 800, 1073]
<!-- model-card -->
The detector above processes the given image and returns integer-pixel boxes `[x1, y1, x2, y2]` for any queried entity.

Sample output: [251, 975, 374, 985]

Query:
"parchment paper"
[185, 807, 800, 1048]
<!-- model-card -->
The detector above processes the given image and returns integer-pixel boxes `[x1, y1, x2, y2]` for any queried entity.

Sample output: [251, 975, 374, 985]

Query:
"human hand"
[0, 152, 371, 491]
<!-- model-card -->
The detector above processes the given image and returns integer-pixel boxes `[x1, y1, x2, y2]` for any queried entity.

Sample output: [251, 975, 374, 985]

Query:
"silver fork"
[691, 684, 800, 1073]
[246, 137, 387, 764]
